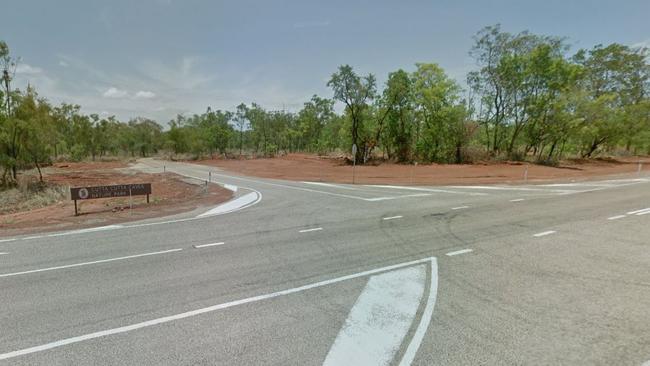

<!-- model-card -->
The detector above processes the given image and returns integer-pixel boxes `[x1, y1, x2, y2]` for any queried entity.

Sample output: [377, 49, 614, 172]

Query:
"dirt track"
[195, 154, 650, 185]
[0, 162, 233, 236]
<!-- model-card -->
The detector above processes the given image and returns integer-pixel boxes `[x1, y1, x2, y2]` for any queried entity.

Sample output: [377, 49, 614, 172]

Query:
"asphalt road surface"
[1, 159, 649, 365]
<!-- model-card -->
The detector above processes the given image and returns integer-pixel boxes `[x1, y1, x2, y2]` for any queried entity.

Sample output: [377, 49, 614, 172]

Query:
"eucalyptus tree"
[327, 64, 377, 163]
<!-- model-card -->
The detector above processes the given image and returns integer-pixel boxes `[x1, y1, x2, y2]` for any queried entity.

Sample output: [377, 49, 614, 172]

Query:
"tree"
[327, 65, 376, 163]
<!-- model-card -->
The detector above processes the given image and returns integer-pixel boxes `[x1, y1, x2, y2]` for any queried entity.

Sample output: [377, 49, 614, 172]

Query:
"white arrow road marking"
[324, 259, 438, 366]
[0, 256, 436, 361]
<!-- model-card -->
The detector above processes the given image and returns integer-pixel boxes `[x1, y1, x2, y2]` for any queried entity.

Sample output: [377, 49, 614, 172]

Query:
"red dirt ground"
[195, 154, 650, 185]
[0, 162, 233, 236]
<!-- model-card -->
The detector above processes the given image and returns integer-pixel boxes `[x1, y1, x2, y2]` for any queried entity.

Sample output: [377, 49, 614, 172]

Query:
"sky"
[2, 0, 649, 125]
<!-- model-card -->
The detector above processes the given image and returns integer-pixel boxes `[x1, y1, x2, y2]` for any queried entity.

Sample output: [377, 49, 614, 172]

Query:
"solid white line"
[383, 215, 403, 221]
[302, 181, 358, 190]
[323, 265, 426, 366]
[637, 210, 650, 216]
[0, 239, 16, 243]
[607, 215, 626, 220]
[299, 227, 323, 233]
[445, 249, 473, 256]
[510, 198, 525, 202]
[193, 242, 225, 249]
[366, 185, 487, 196]
[533, 230, 556, 237]
[451, 206, 469, 210]
[0, 248, 183, 278]
[0, 256, 437, 361]
[398, 258, 438, 366]
[364, 193, 432, 202]
[626, 208, 650, 215]
[0, 252, 8, 256]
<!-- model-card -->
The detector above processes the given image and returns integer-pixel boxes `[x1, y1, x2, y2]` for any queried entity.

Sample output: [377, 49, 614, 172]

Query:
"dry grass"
[0, 182, 67, 215]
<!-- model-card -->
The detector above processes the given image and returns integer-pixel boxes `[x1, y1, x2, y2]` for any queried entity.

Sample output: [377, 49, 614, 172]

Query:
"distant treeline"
[1, 24, 649, 187]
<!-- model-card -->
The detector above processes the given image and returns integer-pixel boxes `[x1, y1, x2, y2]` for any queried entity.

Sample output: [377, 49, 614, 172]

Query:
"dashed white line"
[0, 256, 437, 361]
[383, 215, 403, 221]
[299, 227, 323, 233]
[0, 252, 8, 256]
[607, 215, 626, 220]
[510, 198, 525, 202]
[533, 230, 556, 237]
[0, 248, 183, 278]
[0, 239, 16, 243]
[193, 242, 225, 249]
[451, 206, 469, 210]
[445, 249, 473, 256]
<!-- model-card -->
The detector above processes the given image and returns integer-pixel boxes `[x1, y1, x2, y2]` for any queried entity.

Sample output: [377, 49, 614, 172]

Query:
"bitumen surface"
[1, 159, 649, 365]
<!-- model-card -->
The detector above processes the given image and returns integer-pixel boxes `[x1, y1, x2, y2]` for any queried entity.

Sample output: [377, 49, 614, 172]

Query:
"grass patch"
[0, 183, 67, 215]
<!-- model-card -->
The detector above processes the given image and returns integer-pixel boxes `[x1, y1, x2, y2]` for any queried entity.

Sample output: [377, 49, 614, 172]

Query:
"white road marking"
[223, 184, 238, 192]
[365, 193, 432, 202]
[383, 215, 403, 221]
[637, 210, 650, 216]
[445, 249, 473, 256]
[0, 248, 183, 278]
[607, 215, 626, 220]
[0, 256, 437, 361]
[398, 259, 438, 366]
[323, 265, 426, 366]
[626, 208, 650, 215]
[447, 185, 565, 193]
[0, 239, 16, 243]
[196, 192, 260, 218]
[0, 252, 8, 256]
[451, 206, 469, 210]
[366, 185, 487, 196]
[302, 181, 358, 190]
[533, 230, 556, 237]
[193, 242, 225, 249]
[510, 198, 525, 202]
[299, 227, 323, 233]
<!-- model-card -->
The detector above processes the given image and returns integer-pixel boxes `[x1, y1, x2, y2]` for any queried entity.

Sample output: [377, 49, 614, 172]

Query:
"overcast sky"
[2, 0, 649, 125]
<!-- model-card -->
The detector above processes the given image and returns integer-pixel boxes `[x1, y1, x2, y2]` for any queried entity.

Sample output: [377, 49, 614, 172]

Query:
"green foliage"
[1, 26, 649, 186]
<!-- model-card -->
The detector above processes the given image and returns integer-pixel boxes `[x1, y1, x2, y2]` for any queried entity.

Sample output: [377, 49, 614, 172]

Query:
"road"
[1, 159, 649, 365]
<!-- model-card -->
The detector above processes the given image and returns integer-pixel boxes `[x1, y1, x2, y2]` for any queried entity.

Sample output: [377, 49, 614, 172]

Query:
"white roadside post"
[638, 160, 643, 176]
[352, 143, 357, 184]
[129, 186, 133, 216]
[209, 171, 212, 183]
[524, 164, 529, 183]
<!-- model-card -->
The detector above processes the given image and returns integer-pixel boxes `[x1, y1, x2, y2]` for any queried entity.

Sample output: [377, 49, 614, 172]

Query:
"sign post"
[352, 144, 357, 184]
[71, 183, 152, 216]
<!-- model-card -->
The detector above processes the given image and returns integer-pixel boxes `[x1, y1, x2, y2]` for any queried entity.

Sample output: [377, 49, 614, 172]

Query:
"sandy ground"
[0, 162, 233, 236]
[195, 154, 650, 185]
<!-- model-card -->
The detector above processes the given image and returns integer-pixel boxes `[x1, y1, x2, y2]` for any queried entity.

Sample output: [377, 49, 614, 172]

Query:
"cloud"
[58, 60, 69, 67]
[134, 90, 156, 99]
[293, 20, 330, 29]
[15, 64, 43, 75]
[103, 87, 128, 98]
